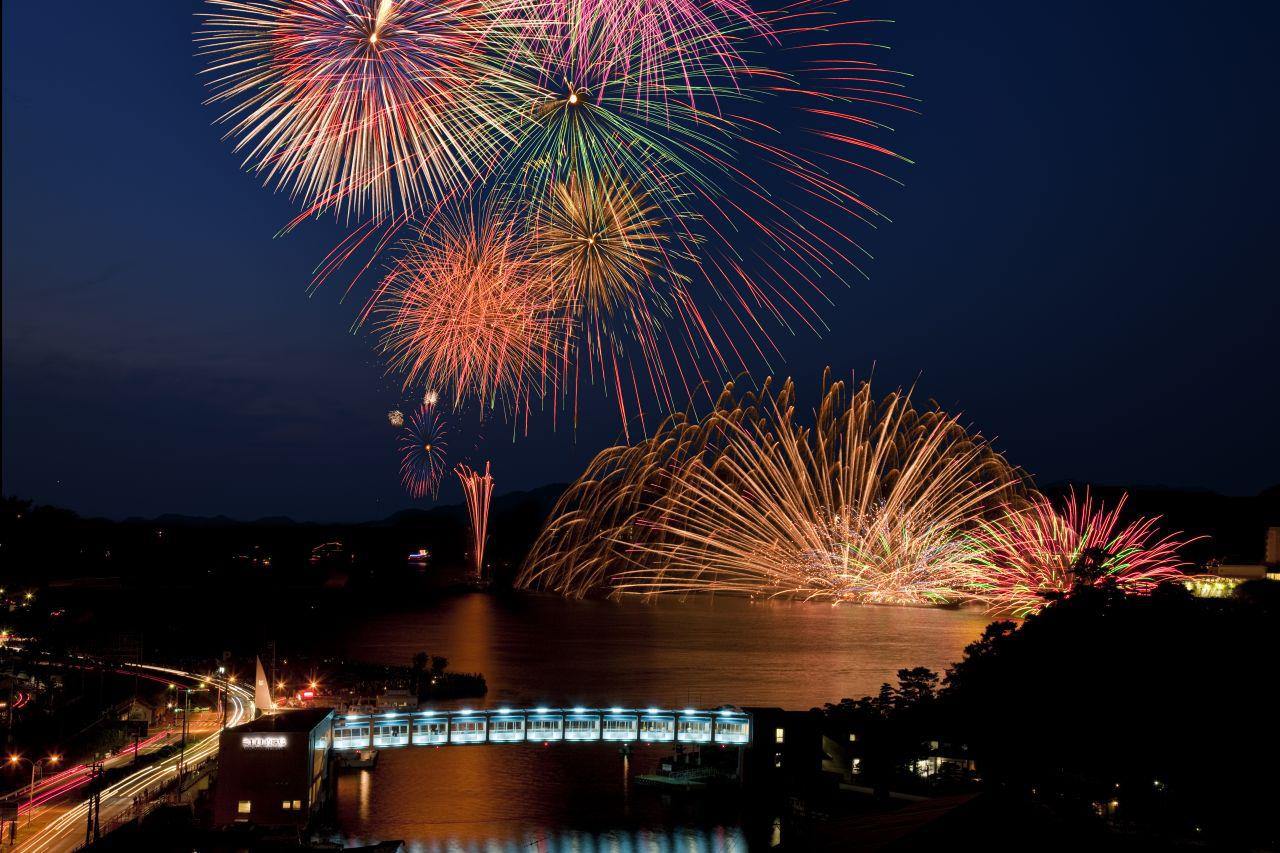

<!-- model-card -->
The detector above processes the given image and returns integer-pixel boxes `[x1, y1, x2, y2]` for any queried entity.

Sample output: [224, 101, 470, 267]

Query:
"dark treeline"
[1, 485, 567, 587]
[822, 580, 1276, 848]
[5, 484, 1274, 589]
[0, 488, 564, 661]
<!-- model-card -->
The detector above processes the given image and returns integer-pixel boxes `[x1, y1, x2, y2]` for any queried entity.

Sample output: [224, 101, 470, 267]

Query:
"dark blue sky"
[3, 2, 1277, 521]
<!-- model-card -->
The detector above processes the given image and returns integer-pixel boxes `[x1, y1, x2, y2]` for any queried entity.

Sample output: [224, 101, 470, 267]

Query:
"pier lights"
[572, 706, 585, 714]
[684, 709, 696, 715]
[535, 707, 549, 714]
[498, 707, 511, 714]
[610, 707, 623, 714]
[647, 708, 660, 714]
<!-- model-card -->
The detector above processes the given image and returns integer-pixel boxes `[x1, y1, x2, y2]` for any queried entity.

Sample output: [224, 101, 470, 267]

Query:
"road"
[6, 661, 254, 851]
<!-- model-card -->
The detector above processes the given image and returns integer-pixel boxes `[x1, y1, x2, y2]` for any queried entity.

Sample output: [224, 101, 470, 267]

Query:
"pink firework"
[488, 0, 769, 112]
[398, 404, 449, 498]
[966, 491, 1194, 617]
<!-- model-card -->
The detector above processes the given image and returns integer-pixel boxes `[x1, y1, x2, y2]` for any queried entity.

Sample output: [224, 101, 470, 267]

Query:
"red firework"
[965, 490, 1194, 616]
[371, 209, 567, 410]
[456, 461, 494, 581]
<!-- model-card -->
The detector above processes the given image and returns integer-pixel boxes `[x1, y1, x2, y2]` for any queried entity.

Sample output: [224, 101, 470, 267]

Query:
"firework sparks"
[519, 373, 1028, 604]
[489, 0, 768, 113]
[423, 388, 440, 407]
[963, 491, 1194, 617]
[457, 461, 494, 581]
[387, 409, 405, 427]
[197, 0, 511, 220]
[399, 404, 449, 498]
[370, 208, 567, 409]
[201, 0, 920, 437]
[533, 173, 666, 319]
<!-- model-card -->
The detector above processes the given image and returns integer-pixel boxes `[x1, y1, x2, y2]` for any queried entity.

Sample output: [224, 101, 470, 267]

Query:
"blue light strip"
[331, 706, 751, 750]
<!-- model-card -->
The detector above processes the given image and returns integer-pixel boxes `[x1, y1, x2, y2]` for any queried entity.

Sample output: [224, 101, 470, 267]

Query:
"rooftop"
[233, 708, 334, 734]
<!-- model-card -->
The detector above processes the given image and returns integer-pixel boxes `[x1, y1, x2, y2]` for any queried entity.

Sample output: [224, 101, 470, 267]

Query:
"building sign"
[243, 734, 288, 749]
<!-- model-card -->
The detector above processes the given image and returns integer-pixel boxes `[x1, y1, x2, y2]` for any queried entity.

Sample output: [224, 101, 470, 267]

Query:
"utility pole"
[177, 688, 191, 799]
[84, 758, 102, 847]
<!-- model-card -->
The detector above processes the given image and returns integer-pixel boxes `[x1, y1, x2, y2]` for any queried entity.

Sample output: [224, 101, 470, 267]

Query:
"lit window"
[848, 733, 857, 742]
[293, 800, 302, 810]
[281, 801, 292, 810]
[774, 727, 785, 744]
[774, 752, 784, 768]
[237, 800, 252, 814]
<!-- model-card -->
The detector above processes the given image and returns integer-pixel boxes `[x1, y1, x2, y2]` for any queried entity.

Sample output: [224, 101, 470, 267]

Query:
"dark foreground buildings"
[212, 708, 334, 828]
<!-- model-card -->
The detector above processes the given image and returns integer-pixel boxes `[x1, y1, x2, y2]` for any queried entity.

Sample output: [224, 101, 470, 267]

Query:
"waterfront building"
[212, 708, 334, 828]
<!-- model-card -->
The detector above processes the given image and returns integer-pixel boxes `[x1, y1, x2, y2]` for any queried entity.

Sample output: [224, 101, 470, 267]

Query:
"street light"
[8, 753, 61, 826]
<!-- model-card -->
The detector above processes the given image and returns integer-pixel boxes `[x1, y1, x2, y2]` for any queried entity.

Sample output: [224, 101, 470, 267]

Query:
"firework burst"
[533, 173, 666, 318]
[519, 373, 1028, 603]
[457, 461, 494, 581]
[371, 208, 567, 409]
[198, 0, 511, 220]
[963, 491, 1194, 617]
[398, 404, 449, 498]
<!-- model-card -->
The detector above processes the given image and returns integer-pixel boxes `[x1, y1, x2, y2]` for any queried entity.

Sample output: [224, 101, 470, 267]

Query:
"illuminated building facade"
[213, 708, 334, 828]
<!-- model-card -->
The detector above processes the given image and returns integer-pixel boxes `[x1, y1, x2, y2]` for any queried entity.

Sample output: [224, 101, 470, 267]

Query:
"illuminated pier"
[331, 706, 751, 751]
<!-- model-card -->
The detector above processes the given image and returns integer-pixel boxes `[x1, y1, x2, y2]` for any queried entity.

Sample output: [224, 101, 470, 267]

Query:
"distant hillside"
[4, 482, 1273, 587]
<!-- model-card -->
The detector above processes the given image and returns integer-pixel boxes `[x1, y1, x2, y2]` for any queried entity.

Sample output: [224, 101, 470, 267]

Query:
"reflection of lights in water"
[358, 769, 371, 823]
[621, 752, 630, 816]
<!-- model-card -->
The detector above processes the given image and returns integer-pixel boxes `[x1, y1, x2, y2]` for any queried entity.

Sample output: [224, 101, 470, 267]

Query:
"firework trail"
[197, 0, 513, 220]
[519, 372, 1029, 604]
[457, 461, 494, 581]
[370, 206, 568, 411]
[963, 491, 1195, 617]
[398, 404, 449, 498]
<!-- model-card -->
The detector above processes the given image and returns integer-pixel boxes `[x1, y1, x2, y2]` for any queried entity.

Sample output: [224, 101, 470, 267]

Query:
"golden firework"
[533, 174, 666, 318]
[518, 372, 1030, 604]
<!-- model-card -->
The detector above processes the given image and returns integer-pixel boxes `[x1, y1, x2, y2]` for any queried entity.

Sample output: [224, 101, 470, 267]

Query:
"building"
[213, 708, 334, 828]
[742, 707, 829, 789]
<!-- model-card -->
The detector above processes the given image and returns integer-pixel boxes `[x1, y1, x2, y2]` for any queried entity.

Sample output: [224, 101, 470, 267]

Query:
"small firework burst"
[398, 405, 449, 498]
[423, 388, 440, 407]
[964, 491, 1194, 616]
[387, 409, 405, 428]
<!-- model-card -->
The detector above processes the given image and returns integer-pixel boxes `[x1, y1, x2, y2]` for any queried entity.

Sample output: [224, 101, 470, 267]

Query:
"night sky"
[3, 2, 1277, 521]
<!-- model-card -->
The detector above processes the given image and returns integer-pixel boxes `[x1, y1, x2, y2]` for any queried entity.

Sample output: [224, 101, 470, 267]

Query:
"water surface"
[332, 594, 990, 849]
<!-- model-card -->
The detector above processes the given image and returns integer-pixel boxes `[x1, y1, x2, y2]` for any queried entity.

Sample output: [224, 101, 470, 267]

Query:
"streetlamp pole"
[218, 666, 228, 730]
[8, 753, 61, 829]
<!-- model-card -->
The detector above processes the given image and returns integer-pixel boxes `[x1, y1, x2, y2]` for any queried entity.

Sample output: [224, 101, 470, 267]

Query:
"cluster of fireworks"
[198, 0, 913, 442]
[518, 373, 1195, 615]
